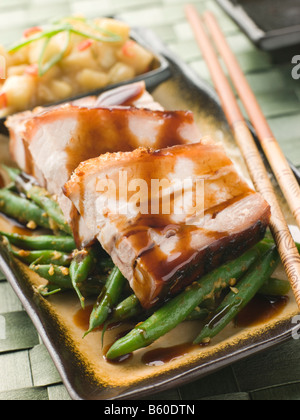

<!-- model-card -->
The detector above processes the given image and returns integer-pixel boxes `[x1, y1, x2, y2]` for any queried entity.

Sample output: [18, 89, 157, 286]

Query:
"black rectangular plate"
[0, 26, 300, 400]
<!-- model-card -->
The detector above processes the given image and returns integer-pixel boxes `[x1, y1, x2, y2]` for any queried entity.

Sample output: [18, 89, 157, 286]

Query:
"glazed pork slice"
[7, 82, 200, 245]
[23, 107, 200, 245]
[64, 140, 271, 308]
[5, 81, 156, 180]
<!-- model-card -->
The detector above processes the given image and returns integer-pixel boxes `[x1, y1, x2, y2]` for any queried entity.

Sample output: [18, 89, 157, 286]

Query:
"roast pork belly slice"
[5, 81, 151, 180]
[64, 140, 271, 308]
[14, 89, 200, 246]
[24, 107, 200, 246]
[7, 82, 196, 246]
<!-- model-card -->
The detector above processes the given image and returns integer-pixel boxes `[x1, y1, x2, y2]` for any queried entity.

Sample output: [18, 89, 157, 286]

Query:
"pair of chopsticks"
[185, 4, 300, 309]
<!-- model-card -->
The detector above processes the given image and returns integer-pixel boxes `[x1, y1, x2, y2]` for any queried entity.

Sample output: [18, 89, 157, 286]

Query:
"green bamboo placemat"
[1, 0, 300, 401]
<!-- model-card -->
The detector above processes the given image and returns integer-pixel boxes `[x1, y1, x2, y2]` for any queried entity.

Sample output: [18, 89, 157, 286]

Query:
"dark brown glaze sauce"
[73, 304, 122, 332]
[235, 295, 289, 328]
[103, 329, 134, 365]
[105, 352, 133, 364]
[23, 137, 34, 175]
[65, 108, 196, 176]
[0, 172, 5, 189]
[73, 304, 95, 331]
[73, 305, 133, 364]
[141, 343, 198, 367]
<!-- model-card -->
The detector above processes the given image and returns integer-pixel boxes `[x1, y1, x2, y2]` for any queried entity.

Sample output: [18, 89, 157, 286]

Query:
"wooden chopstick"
[203, 11, 300, 232]
[185, 4, 300, 309]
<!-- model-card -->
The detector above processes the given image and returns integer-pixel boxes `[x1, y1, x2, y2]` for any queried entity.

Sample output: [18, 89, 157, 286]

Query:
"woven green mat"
[1, 0, 300, 401]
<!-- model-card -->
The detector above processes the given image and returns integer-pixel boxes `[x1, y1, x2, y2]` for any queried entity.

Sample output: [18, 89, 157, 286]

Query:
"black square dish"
[217, 0, 300, 51]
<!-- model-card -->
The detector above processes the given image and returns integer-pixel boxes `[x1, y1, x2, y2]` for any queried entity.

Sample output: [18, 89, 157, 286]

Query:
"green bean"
[3, 235, 71, 267]
[0, 165, 21, 192]
[79, 275, 107, 298]
[106, 241, 273, 360]
[30, 263, 72, 289]
[0, 231, 76, 252]
[12, 248, 72, 266]
[108, 299, 210, 325]
[37, 274, 106, 298]
[70, 248, 97, 309]
[109, 294, 143, 324]
[259, 277, 291, 297]
[1, 165, 21, 181]
[96, 258, 115, 273]
[38, 284, 64, 297]
[185, 307, 210, 322]
[2, 165, 72, 234]
[17, 180, 71, 235]
[193, 246, 280, 345]
[0, 189, 51, 229]
[101, 295, 159, 347]
[31, 262, 105, 294]
[84, 266, 126, 337]
[107, 293, 217, 326]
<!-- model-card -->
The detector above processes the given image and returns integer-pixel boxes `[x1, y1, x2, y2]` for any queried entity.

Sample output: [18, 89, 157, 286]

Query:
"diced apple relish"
[0, 17, 154, 117]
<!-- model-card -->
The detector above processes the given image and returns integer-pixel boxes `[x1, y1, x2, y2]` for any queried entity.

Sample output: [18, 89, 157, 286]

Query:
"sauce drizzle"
[141, 343, 198, 367]
[235, 295, 289, 328]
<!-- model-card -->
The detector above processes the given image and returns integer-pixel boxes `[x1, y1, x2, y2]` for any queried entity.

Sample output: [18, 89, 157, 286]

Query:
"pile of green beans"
[0, 166, 112, 302]
[3, 165, 72, 234]
[105, 243, 281, 360]
[0, 165, 293, 361]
